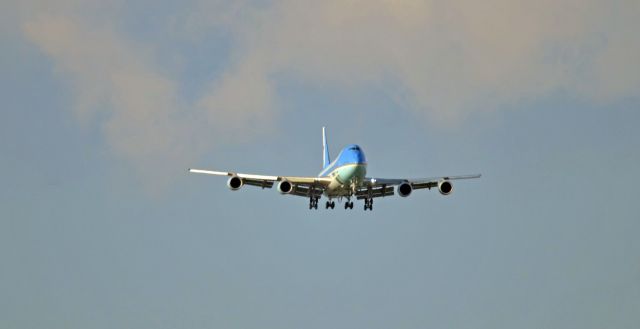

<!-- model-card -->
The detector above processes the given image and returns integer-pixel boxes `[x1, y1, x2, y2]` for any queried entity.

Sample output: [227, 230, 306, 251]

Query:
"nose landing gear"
[344, 201, 354, 209]
[325, 200, 336, 209]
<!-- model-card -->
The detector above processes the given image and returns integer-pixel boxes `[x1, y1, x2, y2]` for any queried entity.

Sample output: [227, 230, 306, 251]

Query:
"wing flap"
[188, 168, 330, 195]
[243, 180, 275, 188]
[366, 174, 481, 187]
[355, 185, 395, 199]
[364, 174, 481, 193]
[411, 181, 438, 190]
[290, 184, 324, 197]
[281, 176, 332, 185]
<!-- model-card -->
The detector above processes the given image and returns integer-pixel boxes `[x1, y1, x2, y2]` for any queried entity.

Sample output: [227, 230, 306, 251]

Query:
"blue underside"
[319, 144, 366, 177]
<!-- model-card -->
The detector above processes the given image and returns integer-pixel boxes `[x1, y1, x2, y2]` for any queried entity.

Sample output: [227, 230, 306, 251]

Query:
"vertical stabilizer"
[322, 127, 331, 169]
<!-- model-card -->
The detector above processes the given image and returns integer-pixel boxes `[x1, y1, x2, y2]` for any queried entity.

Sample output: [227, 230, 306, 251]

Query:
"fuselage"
[318, 144, 367, 196]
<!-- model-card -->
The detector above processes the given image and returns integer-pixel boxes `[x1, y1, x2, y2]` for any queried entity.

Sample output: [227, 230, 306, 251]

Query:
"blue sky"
[2, 1, 640, 328]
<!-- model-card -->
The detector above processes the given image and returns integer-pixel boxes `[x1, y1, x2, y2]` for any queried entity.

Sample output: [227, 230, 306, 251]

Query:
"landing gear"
[325, 200, 336, 209]
[364, 198, 373, 211]
[344, 201, 354, 209]
[309, 196, 319, 210]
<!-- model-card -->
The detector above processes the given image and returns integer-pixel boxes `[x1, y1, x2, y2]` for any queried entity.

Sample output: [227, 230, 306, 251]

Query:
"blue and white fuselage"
[318, 144, 367, 197]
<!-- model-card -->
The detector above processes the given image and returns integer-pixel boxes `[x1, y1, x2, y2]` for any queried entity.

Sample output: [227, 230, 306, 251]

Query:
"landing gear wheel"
[325, 201, 336, 209]
[364, 198, 373, 211]
[309, 197, 319, 210]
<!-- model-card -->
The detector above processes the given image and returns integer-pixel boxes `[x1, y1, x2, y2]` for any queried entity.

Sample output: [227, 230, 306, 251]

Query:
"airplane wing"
[356, 174, 481, 199]
[188, 168, 332, 197]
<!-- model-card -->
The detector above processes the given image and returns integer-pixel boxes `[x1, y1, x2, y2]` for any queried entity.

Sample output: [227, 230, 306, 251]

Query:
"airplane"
[189, 127, 480, 211]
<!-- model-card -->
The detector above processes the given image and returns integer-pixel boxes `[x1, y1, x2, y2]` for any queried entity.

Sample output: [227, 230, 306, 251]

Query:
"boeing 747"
[189, 128, 480, 211]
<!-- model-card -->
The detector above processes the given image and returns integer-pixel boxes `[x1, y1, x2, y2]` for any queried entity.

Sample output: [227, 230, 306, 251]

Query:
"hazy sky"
[2, 1, 639, 328]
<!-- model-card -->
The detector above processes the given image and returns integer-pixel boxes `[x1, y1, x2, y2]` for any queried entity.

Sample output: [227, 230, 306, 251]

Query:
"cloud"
[21, 3, 276, 191]
[221, 0, 638, 122]
[18, 0, 640, 188]
[23, 14, 194, 191]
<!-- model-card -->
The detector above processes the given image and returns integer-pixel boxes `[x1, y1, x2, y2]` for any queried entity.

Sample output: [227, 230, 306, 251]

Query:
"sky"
[1, 0, 639, 328]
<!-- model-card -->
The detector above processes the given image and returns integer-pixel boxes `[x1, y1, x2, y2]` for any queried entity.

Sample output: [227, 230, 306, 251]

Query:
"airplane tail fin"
[322, 127, 330, 169]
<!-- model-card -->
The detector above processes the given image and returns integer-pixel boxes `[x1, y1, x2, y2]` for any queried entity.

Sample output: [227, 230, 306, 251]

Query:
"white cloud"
[224, 0, 638, 123]
[17, 0, 640, 188]
[23, 14, 198, 191]
[22, 7, 275, 191]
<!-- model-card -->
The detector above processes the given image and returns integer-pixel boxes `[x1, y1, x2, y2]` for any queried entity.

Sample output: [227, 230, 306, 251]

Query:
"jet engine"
[277, 180, 293, 194]
[438, 180, 454, 195]
[397, 182, 413, 197]
[227, 175, 243, 190]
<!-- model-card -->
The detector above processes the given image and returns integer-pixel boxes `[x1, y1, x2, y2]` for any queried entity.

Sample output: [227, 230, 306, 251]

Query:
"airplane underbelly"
[325, 164, 367, 196]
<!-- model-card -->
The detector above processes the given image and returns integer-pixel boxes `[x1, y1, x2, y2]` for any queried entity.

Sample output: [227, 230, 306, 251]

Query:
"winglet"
[322, 127, 331, 169]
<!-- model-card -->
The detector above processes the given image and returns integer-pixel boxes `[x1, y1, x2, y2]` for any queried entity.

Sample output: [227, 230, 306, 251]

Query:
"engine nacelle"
[277, 180, 294, 194]
[397, 182, 413, 197]
[438, 180, 454, 195]
[227, 175, 243, 190]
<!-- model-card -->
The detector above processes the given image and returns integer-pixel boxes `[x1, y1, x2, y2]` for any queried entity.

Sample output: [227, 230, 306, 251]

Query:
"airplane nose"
[357, 152, 366, 164]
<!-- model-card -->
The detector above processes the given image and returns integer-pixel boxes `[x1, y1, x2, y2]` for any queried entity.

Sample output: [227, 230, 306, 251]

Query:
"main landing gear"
[307, 197, 360, 210]
[309, 196, 319, 210]
[364, 198, 373, 211]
